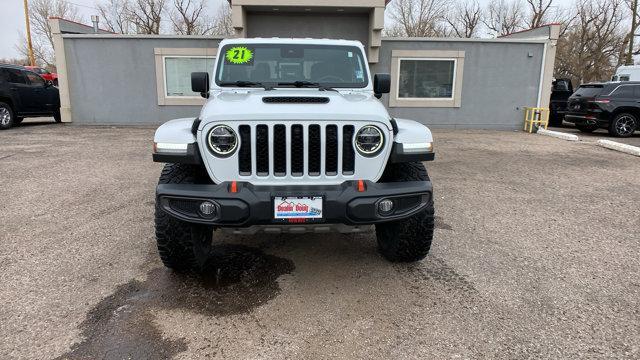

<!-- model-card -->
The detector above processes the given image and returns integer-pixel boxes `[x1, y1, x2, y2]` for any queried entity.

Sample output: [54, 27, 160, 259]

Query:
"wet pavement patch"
[434, 216, 453, 230]
[56, 244, 294, 360]
[401, 256, 477, 295]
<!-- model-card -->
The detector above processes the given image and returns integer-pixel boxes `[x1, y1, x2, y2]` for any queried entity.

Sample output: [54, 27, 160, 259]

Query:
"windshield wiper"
[219, 81, 273, 91]
[277, 81, 337, 92]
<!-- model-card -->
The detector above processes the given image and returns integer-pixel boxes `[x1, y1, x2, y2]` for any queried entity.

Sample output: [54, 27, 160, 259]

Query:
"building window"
[154, 47, 217, 106]
[398, 59, 456, 99]
[390, 50, 465, 108]
[164, 56, 215, 97]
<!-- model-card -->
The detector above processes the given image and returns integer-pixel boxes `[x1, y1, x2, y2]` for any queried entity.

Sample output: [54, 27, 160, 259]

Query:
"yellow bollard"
[523, 107, 549, 133]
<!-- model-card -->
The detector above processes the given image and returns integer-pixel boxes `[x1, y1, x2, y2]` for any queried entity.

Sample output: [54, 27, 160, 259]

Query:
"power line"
[57, 0, 100, 11]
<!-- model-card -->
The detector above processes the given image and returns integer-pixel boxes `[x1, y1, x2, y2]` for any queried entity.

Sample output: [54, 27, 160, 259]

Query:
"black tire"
[375, 162, 434, 262]
[608, 113, 638, 137]
[155, 163, 214, 272]
[548, 114, 563, 127]
[53, 111, 61, 123]
[0, 102, 15, 130]
[575, 124, 597, 133]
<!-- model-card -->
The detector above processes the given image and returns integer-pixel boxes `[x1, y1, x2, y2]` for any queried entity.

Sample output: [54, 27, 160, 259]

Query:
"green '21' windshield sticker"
[225, 46, 254, 65]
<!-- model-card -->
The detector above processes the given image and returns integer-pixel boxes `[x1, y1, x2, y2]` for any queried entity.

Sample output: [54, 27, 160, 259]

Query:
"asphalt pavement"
[1, 121, 639, 359]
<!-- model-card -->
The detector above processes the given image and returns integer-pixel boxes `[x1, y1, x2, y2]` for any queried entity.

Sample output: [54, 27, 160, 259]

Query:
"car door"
[609, 84, 638, 107]
[4, 68, 30, 113]
[23, 71, 51, 113]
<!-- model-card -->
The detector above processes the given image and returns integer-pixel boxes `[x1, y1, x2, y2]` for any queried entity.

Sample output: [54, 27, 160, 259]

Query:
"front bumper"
[156, 180, 432, 226]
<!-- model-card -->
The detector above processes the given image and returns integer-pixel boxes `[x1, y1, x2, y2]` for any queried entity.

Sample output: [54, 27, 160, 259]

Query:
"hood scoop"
[262, 96, 330, 104]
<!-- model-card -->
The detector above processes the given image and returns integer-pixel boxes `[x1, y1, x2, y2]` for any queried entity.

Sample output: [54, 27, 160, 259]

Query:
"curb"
[536, 128, 579, 141]
[597, 140, 640, 157]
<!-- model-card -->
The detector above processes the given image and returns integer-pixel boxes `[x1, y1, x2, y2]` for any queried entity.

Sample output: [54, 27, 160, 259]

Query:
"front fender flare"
[389, 118, 435, 162]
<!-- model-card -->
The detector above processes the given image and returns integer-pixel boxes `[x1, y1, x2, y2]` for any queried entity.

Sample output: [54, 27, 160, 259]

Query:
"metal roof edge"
[381, 37, 549, 44]
[60, 34, 227, 40]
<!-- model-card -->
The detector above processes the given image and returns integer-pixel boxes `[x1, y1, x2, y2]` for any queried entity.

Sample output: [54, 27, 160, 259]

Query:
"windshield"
[215, 44, 368, 88]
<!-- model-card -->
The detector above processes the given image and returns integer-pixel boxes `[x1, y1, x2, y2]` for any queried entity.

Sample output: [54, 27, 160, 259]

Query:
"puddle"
[56, 244, 294, 360]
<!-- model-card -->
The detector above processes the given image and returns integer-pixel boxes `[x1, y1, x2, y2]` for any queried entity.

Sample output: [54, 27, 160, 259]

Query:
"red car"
[24, 66, 58, 86]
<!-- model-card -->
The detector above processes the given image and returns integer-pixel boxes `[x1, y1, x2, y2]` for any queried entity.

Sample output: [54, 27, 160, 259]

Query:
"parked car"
[565, 82, 639, 137]
[610, 65, 640, 82]
[549, 78, 573, 127]
[0, 64, 61, 130]
[152, 38, 436, 271]
[24, 66, 58, 86]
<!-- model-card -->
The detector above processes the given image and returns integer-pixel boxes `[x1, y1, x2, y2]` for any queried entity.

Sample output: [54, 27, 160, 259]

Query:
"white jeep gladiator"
[153, 38, 435, 271]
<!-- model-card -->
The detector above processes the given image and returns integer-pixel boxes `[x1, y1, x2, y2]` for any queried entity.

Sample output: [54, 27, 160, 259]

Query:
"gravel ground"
[1, 121, 639, 359]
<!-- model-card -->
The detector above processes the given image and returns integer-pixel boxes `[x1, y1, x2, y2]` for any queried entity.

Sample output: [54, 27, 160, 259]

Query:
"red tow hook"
[357, 180, 366, 192]
[229, 181, 238, 193]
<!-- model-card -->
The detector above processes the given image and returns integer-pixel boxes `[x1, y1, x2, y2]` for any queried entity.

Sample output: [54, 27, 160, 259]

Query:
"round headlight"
[207, 125, 238, 156]
[355, 125, 384, 156]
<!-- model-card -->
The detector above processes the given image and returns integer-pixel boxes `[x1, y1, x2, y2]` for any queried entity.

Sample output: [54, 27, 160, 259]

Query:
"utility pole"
[628, 0, 638, 65]
[23, 0, 36, 66]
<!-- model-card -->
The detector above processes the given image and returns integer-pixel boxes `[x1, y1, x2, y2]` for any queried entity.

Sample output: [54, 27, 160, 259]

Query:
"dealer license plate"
[273, 196, 323, 220]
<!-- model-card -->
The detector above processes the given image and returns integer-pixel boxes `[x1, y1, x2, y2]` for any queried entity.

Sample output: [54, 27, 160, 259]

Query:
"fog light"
[378, 199, 394, 215]
[199, 201, 217, 217]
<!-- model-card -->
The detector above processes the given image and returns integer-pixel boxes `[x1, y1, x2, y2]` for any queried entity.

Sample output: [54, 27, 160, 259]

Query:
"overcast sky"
[1, 0, 575, 60]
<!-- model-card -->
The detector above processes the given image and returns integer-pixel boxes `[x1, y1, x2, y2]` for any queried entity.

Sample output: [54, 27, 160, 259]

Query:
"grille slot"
[256, 125, 269, 175]
[325, 125, 338, 176]
[308, 125, 321, 176]
[291, 125, 304, 176]
[273, 125, 287, 176]
[238, 125, 251, 175]
[342, 125, 355, 174]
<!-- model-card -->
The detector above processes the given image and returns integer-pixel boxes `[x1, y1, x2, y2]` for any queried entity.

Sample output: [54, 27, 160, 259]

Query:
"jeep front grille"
[199, 121, 392, 186]
[237, 123, 356, 177]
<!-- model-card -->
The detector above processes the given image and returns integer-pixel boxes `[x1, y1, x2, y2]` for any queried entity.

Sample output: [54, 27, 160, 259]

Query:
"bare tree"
[484, 0, 526, 36]
[387, 0, 450, 37]
[524, 0, 554, 29]
[207, 2, 233, 36]
[14, 0, 82, 66]
[129, 0, 166, 34]
[97, 0, 133, 34]
[170, 0, 208, 35]
[446, 1, 483, 38]
[15, 33, 52, 66]
[555, 0, 627, 84]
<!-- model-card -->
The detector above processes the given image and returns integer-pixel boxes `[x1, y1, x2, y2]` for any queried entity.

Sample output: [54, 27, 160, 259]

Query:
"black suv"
[0, 64, 61, 130]
[549, 78, 573, 127]
[565, 82, 639, 137]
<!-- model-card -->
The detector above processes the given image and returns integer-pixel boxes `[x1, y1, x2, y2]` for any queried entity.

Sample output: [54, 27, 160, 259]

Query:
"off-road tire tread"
[155, 163, 211, 272]
[376, 162, 434, 262]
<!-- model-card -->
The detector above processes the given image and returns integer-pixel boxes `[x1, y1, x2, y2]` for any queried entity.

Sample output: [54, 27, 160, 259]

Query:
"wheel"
[608, 113, 638, 137]
[0, 102, 15, 130]
[375, 162, 435, 262]
[155, 163, 214, 272]
[53, 111, 61, 123]
[548, 113, 563, 127]
[575, 124, 597, 133]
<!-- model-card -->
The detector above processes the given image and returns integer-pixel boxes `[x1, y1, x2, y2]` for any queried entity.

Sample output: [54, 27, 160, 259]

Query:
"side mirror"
[374, 73, 391, 98]
[191, 72, 210, 98]
[45, 80, 54, 87]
